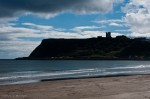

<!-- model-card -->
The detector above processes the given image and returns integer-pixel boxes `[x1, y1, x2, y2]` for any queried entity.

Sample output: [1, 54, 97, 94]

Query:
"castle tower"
[106, 32, 111, 38]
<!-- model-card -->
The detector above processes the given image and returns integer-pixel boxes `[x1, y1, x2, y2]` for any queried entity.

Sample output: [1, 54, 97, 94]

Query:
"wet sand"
[1, 75, 150, 99]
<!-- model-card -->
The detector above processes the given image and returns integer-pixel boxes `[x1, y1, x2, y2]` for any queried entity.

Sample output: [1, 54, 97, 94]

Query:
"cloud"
[109, 23, 123, 27]
[22, 23, 54, 30]
[94, 19, 126, 27]
[123, 0, 150, 37]
[0, 0, 124, 18]
[0, 23, 118, 39]
[115, 29, 131, 33]
[94, 19, 124, 24]
[0, 40, 40, 59]
[72, 26, 103, 32]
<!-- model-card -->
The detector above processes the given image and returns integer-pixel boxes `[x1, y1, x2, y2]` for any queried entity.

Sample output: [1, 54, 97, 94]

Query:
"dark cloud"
[0, 0, 118, 18]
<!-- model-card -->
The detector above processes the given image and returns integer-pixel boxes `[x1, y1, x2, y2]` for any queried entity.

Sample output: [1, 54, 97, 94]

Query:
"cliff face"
[28, 37, 150, 60]
[29, 38, 90, 58]
[120, 40, 150, 58]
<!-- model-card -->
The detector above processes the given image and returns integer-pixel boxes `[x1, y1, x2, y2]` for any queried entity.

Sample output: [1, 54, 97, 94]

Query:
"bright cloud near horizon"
[0, 0, 149, 59]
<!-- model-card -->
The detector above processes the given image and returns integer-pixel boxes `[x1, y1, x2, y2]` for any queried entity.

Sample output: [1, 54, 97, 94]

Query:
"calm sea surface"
[0, 60, 150, 85]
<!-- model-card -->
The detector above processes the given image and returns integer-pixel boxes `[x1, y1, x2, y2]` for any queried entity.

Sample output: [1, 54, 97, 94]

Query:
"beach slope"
[0, 75, 150, 99]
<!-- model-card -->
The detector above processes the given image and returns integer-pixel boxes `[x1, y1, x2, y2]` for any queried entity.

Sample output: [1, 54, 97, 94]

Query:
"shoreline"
[15, 57, 150, 61]
[40, 73, 141, 82]
[1, 73, 149, 86]
[1, 75, 150, 99]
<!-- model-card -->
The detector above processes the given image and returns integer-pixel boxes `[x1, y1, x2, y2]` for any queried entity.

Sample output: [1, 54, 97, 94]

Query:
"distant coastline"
[16, 57, 150, 60]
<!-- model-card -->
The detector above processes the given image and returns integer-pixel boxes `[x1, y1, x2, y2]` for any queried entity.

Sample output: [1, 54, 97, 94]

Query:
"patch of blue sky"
[13, 13, 100, 29]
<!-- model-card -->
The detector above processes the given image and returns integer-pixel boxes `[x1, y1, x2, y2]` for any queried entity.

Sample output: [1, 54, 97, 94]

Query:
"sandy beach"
[1, 75, 150, 99]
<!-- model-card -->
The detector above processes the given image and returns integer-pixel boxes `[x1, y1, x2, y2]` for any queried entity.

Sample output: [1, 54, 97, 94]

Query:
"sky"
[0, 0, 150, 59]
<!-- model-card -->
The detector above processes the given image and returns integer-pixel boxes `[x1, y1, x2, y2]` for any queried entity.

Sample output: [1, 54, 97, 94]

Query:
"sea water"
[0, 60, 150, 85]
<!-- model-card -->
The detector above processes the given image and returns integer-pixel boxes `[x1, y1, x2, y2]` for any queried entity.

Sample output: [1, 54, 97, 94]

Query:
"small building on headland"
[106, 32, 111, 38]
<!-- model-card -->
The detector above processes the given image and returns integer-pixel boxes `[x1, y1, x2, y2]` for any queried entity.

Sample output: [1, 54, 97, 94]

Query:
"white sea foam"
[107, 65, 150, 70]
[0, 80, 40, 85]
